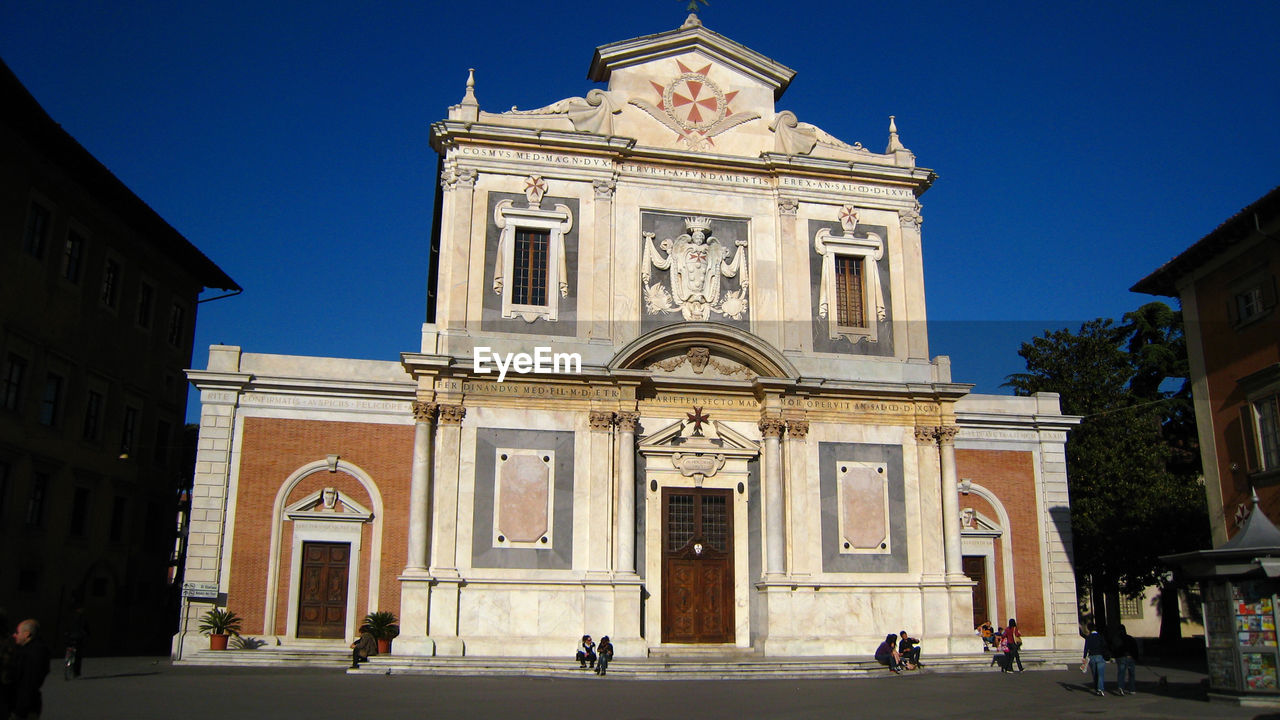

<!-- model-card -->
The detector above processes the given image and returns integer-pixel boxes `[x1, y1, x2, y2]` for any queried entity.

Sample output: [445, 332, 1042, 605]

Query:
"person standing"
[9, 619, 50, 719]
[1005, 618, 1024, 672]
[1112, 624, 1139, 695]
[1082, 623, 1108, 696]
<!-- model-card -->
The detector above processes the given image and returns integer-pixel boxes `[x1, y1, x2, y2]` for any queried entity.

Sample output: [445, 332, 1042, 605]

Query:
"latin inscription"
[240, 394, 406, 412]
[460, 381, 619, 399]
[780, 177, 916, 198]
[457, 146, 613, 168]
[621, 163, 770, 186]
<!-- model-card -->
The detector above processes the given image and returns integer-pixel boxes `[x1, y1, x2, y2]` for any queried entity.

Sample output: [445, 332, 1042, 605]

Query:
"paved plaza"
[39, 656, 1280, 719]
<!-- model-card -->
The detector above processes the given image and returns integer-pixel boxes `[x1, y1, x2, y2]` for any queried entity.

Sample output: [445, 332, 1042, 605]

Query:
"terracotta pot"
[377, 638, 391, 654]
[210, 634, 229, 650]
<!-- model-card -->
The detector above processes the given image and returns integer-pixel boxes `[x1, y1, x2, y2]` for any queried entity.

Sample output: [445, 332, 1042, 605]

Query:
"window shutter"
[1262, 275, 1278, 311]
[1241, 404, 1261, 474]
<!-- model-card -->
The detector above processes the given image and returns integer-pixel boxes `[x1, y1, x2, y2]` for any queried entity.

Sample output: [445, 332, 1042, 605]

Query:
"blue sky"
[2, 1, 1277, 421]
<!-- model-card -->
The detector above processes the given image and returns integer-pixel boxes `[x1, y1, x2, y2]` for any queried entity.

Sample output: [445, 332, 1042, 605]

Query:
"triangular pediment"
[589, 16, 794, 100]
[638, 418, 759, 454]
[285, 487, 373, 522]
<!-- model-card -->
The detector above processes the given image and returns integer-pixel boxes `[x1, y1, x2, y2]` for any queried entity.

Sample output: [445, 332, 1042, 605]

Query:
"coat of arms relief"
[641, 216, 749, 321]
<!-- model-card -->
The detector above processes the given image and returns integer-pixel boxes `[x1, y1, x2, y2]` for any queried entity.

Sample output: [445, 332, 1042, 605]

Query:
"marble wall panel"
[819, 442, 906, 572]
[472, 428, 574, 569]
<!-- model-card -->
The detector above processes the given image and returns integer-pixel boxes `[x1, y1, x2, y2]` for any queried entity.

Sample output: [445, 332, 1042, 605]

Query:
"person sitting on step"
[350, 624, 377, 669]
[595, 636, 613, 676]
[575, 635, 597, 669]
[898, 630, 922, 669]
[875, 633, 903, 673]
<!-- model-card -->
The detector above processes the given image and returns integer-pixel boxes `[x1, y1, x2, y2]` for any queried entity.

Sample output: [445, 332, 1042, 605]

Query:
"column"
[405, 401, 436, 572]
[784, 418, 810, 575]
[936, 425, 963, 577]
[615, 411, 639, 575]
[760, 416, 786, 577]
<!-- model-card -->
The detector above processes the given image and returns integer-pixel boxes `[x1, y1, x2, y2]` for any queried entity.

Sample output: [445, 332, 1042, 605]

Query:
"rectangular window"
[69, 487, 89, 537]
[26, 473, 48, 526]
[120, 405, 138, 454]
[154, 420, 171, 463]
[82, 390, 104, 441]
[1256, 395, 1280, 472]
[101, 258, 121, 308]
[62, 230, 85, 283]
[512, 228, 549, 307]
[38, 373, 63, 426]
[834, 255, 865, 328]
[2, 354, 26, 411]
[109, 496, 127, 542]
[0, 461, 9, 519]
[136, 282, 155, 329]
[167, 303, 186, 347]
[22, 202, 51, 259]
[1119, 594, 1144, 619]
[1238, 287, 1265, 324]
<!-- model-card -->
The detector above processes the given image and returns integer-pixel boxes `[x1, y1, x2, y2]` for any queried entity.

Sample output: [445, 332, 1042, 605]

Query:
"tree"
[1005, 302, 1208, 642]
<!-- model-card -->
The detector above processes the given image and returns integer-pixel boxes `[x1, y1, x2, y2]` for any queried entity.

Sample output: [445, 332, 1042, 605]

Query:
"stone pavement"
[42, 656, 1280, 720]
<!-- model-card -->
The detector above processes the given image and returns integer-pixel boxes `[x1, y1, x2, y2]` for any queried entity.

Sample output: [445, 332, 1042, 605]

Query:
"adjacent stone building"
[0, 57, 239, 654]
[176, 17, 1079, 657]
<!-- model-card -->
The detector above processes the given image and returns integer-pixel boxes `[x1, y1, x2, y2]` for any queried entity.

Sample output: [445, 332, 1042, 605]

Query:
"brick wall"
[956, 449, 1045, 635]
[225, 416, 413, 635]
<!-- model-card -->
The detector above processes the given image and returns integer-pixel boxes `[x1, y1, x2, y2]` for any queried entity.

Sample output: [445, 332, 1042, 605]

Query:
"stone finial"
[885, 115, 906, 153]
[682, 12, 703, 28]
[462, 68, 478, 107]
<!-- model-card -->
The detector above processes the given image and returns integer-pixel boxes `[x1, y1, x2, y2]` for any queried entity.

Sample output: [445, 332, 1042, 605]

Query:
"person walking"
[1112, 624, 1139, 695]
[1082, 623, 1108, 696]
[9, 619, 50, 719]
[1005, 618, 1024, 672]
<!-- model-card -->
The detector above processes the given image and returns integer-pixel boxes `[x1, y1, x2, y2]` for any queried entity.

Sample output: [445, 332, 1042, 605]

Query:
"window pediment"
[284, 487, 373, 523]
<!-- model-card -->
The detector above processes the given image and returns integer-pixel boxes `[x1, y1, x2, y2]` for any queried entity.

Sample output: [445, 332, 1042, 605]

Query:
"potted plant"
[363, 611, 399, 654]
[198, 608, 242, 650]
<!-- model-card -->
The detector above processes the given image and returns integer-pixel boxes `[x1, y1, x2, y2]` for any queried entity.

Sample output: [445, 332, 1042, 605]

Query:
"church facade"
[175, 17, 1080, 658]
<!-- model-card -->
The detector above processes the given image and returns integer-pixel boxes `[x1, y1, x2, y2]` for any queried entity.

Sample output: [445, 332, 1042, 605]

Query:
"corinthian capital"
[914, 425, 937, 444]
[758, 417, 786, 439]
[589, 411, 615, 431]
[593, 178, 616, 199]
[411, 401, 438, 423]
[898, 202, 923, 229]
[935, 425, 959, 445]
[786, 419, 809, 440]
[437, 404, 466, 425]
[615, 411, 640, 432]
[777, 197, 799, 216]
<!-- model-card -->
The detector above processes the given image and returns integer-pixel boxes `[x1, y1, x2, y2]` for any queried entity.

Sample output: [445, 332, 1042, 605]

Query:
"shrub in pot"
[198, 608, 243, 650]
[363, 611, 400, 654]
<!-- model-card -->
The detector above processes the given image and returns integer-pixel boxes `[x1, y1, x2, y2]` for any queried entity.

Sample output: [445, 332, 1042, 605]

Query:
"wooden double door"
[297, 541, 350, 639]
[662, 488, 735, 643]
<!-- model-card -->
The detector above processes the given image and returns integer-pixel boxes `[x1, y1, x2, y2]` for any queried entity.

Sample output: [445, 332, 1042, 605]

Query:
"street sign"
[181, 581, 220, 600]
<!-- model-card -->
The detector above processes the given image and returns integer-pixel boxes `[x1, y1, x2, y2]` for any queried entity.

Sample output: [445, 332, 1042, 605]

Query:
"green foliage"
[1005, 302, 1208, 600]
[363, 610, 400, 640]
[197, 608, 243, 636]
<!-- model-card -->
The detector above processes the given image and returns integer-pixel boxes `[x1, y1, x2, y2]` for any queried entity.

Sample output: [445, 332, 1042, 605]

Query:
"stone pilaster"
[588, 411, 615, 573]
[760, 416, 787, 577]
[784, 418, 810, 575]
[898, 202, 929, 360]
[590, 178, 616, 342]
[438, 166, 477, 331]
[429, 404, 465, 575]
[779, 197, 804, 353]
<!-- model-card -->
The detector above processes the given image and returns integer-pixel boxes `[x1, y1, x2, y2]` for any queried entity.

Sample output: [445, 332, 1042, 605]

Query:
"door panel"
[963, 555, 989, 628]
[662, 489, 734, 643]
[297, 542, 350, 639]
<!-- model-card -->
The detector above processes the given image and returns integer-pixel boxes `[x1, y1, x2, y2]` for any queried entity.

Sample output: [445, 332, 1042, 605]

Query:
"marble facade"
[175, 16, 1080, 659]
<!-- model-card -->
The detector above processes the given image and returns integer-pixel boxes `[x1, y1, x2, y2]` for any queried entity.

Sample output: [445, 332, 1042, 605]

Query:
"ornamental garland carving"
[778, 197, 800, 216]
[593, 178, 616, 199]
[641, 217, 749, 321]
[898, 202, 923, 229]
[646, 346, 756, 379]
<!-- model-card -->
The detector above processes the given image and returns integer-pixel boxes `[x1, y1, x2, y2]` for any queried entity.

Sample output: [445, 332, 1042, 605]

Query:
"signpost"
[177, 582, 220, 660]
